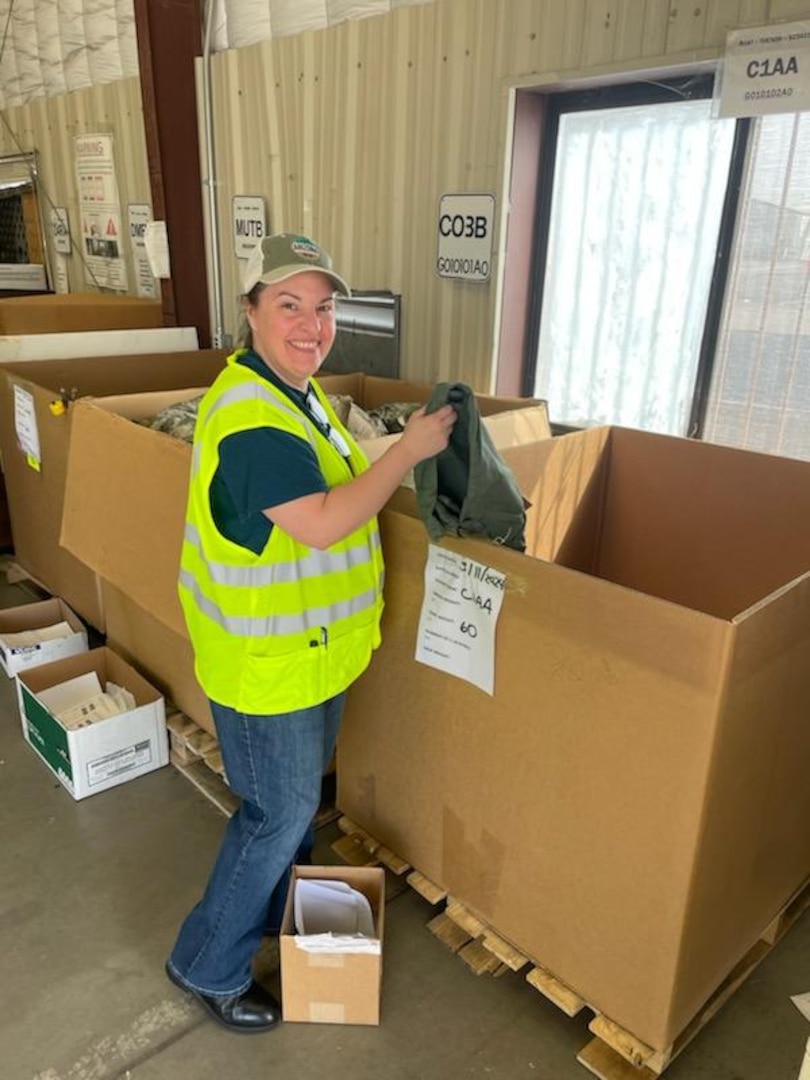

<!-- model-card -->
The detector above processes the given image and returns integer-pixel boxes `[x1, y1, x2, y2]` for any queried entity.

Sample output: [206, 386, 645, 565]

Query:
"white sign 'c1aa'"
[719, 20, 810, 117]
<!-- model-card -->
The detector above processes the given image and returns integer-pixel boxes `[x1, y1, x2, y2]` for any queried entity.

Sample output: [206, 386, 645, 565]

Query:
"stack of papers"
[36, 671, 136, 730]
[0, 621, 75, 651]
[295, 878, 375, 935]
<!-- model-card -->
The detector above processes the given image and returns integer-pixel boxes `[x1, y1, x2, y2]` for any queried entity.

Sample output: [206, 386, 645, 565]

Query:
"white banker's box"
[17, 646, 168, 800]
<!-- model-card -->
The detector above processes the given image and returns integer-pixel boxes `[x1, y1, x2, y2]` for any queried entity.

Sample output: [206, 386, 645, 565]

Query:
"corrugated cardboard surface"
[280, 865, 384, 1025]
[61, 396, 196, 637]
[337, 426, 810, 1050]
[319, 372, 544, 418]
[0, 350, 226, 629]
[0, 294, 163, 336]
[0, 478, 12, 548]
[102, 581, 213, 736]
[60, 380, 547, 638]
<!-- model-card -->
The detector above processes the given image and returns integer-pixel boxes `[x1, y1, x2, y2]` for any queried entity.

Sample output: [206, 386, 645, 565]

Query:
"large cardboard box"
[59, 376, 549, 639]
[17, 645, 168, 800]
[280, 865, 385, 1025]
[337, 427, 810, 1052]
[0, 294, 163, 336]
[0, 350, 227, 629]
[0, 597, 88, 678]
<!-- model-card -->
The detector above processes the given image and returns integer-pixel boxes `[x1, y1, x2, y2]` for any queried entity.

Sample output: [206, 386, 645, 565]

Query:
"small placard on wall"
[436, 193, 495, 282]
[719, 21, 810, 117]
[233, 195, 267, 258]
[51, 208, 71, 255]
[128, 204, 158, 298]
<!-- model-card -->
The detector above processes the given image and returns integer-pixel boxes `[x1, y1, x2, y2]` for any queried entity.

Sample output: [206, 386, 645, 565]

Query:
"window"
[524, 77, 740, 438]
[703, 112, 810, 461]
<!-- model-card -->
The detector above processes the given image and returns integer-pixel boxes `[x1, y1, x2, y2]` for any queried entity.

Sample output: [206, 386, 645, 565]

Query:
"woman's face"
[246, 271, 338, 389]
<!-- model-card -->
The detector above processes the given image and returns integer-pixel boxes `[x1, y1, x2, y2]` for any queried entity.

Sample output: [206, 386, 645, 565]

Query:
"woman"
[165, 233, 455, 1032]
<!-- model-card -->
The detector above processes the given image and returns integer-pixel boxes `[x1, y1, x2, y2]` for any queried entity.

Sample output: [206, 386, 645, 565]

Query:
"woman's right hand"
[269, 403, 458, 549]
[397, 404, 457, 465]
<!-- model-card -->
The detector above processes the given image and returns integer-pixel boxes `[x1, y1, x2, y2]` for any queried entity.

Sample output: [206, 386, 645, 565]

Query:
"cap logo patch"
[291, 237, 321, 261]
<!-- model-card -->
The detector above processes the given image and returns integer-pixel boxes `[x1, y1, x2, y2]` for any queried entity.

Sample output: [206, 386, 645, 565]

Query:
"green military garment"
[413, 382, 526, 552]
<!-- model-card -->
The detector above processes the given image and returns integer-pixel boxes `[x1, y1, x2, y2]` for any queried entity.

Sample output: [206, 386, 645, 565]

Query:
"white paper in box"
[0, 598, 88, 678]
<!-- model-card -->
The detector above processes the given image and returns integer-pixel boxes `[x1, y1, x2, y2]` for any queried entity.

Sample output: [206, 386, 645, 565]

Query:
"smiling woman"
[165, 232, 456, 1033]
[245, 274, 340, 389]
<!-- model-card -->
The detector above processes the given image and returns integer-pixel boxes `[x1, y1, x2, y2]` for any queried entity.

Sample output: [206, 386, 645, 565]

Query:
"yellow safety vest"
[178, 351, 384, 713]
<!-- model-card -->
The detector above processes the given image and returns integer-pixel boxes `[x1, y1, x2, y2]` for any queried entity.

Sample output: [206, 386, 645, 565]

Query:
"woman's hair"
[237, 282, 267, 349]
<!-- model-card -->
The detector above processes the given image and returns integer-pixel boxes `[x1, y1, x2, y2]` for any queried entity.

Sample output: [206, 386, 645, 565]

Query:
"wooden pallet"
[330, 815, 411, 874]
[576, 876, 810, 1080]
[2, 558, 52, 599]
[332, 817, 810, 1078]
[166, 707, 240, 816]
[167, 707, 340, 826]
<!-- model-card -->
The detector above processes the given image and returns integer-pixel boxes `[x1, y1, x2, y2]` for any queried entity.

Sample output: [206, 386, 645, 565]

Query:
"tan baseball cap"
[242, 233, 351, 297]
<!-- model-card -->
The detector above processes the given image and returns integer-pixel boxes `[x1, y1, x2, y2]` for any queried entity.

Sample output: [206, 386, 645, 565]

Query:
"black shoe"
[165, 962, 281, 1033]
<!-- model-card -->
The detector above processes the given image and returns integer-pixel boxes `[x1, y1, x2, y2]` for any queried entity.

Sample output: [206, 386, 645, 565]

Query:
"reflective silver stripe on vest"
[179, 568, 380, 638]
[183, 521, 381, 586]
[191, 380, 318, 478]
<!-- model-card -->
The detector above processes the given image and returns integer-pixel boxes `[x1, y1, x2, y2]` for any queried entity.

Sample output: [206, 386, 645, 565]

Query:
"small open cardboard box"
[0, 597, 88, 678]
[17, 645, 168, 800]
[280, 865, 385, 1025]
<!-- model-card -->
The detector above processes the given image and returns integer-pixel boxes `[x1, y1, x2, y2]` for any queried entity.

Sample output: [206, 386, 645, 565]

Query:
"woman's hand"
[266, 403, 458, 550]
[397, 404, 457, 466]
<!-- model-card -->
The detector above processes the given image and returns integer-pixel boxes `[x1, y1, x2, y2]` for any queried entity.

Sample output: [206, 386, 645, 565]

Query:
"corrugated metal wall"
[206, 0, 810, 389]
[0, 0, 808, 388]
[0, 77, 151, 293]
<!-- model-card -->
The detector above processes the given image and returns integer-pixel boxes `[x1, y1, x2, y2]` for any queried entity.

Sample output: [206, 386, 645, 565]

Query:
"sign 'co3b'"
[436, 194, 495, 282]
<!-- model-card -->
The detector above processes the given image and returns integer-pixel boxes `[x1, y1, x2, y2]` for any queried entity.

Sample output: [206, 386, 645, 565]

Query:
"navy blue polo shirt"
[209, 351, 328, 554]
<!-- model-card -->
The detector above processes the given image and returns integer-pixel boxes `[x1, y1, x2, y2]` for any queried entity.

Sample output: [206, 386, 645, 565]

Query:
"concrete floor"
[1, 576, 809, 1080]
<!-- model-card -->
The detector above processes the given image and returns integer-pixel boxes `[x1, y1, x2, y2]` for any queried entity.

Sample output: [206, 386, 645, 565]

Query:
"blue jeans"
[167, 692, 344, 997]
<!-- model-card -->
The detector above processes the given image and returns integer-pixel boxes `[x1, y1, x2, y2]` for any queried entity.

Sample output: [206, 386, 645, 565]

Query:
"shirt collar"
[236, 349, 310, 409]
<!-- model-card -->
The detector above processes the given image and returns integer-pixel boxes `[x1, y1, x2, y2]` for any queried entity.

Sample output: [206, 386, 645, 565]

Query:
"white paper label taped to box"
[13, 385, 41, 466]
[86, 739, 152, 786]
[415, 544, 506, 695]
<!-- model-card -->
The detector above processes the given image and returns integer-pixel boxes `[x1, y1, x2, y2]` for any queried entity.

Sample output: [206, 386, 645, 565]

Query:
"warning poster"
[75, 133, 128, 290]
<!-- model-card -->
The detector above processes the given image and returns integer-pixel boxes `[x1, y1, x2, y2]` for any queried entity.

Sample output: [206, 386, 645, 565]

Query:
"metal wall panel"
[200, 0, 805, 389]
[0, 76, 151, 294]
[200, 0, 788, 387]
